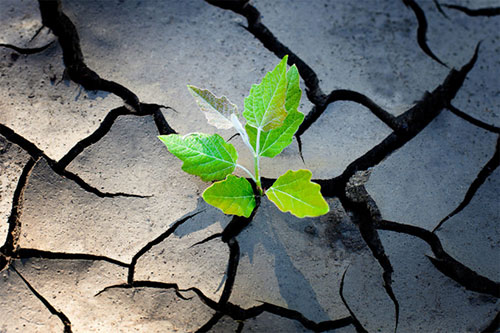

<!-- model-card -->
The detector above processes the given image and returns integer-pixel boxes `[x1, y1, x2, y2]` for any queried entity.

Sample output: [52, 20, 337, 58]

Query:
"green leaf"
[285, 65, 301, 113]
[203, 175, 256, 217]
[246, 109, 304, 158]
[187, 85, 237, 129]
[243, 56, 288, 132]
[245, 65, 304, 157]
[266, 169, 329, 218]
[158, 133, 237, 181]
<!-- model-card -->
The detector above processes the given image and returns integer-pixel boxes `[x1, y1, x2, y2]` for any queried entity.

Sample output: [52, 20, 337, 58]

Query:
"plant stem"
[254, 128, 263, 195]
[254, 154, 263, 194]
[236, 164, 256, 182]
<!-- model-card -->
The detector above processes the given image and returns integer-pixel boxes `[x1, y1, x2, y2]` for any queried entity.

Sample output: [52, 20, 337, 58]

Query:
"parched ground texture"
[0, 0, 499, 332]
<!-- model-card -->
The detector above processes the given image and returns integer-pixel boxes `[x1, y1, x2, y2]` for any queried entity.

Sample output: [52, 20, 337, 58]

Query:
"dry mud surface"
[0, 0, 499, 332]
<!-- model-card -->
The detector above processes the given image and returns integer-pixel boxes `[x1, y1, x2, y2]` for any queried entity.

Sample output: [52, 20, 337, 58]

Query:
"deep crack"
[339, 268, 369, 333]
[0, 159, 37, 271]
[11, 264, 72, 332]
[56, 103, 174, 169]
[317, 44, 479, 197]
[127, 211, 202, 284]
[14, 248, 129, 268]
[38, 0, 141, 112]
[402, 0, 448, 67]
[442, 4, 500, 17]
[0, 123, 149, 198]
[433, 135, 500, 232]
[481, 310, 500, 333]
[297, 89, 399, 139]
[447, 104, 500, 134]
[376, 220, 500, 298]
[342, 171, 399, 332]
[0, 41, 55, 54]
[97, 279, 355, 332]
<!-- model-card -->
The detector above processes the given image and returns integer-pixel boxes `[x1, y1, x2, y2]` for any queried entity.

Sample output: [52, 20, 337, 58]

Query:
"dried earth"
[1, 0, 499, 332]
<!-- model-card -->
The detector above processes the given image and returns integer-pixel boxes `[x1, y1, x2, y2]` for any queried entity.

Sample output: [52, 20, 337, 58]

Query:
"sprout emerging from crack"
[158, 56, 329, 218]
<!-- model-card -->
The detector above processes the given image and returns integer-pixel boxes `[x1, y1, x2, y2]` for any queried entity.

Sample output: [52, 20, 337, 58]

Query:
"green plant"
[159, 56, 329, 218]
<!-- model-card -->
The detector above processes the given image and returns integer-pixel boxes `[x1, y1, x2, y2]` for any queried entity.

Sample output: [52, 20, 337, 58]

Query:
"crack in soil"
[197, 197, 261, 330]
[297, 89, 399, 138]
[96, 279, 355, 332]
[56, 103, 175, 170]
[402, 0, 448, 67]
[0, 123, 149, 198]
[0, 159, 37, 271]
[442, 4, 500, 17]
[0, 41, 55, 54]
[433, 135, 500, 232]
[14, 248, 129, 268]
[316, 44, 479, 197]
[481, 310, 500, 333]
[433, 0, 450, 19]
[342, 171, 399, 332]
[376, 220, 500, 298]
[37, 0, 140, 112]
[447, 104, 500, 134]
[127, 211, 202, 284]
[339, 268, 369, 333]
[11, 264, 72, 332]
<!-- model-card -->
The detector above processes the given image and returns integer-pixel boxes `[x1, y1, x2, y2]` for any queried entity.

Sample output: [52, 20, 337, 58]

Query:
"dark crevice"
[227, 133, 239, 143]
[190, 233, 223, 248]
[443, 4, 500, 17]
[38, 0, 141, 112]
[95, 280, 197, 301]
[342, 172, 399, 332]
[0, 123, 148, 198]
[30, 25, 46, 42]
[297, 89, 399, 138]
[316, 44, 479, 197]
[14, 248, 129, 268]
[56, 106, 132, 169]
[94, 281, 185, 299]
[402, 0, 448, 67]
[433, 0, 449, 19]
[59, 168, 150, 198]
[296, 135, 305, 163]
[56, 103, 173, 169]
[0, 41, 55, 54]
[186, 287, 355, 332]
[196, 198, 260, 330]
[376, 220, 500, 298]
[0, 123, 45, 160]
[481, 310, 500, 333]
[204, 0, 325, 105]
[447, 104, 500, 134]
[235, 321, 244, 333]
[153, 107, 177, 135]
[339, 269, 369, 333]
[0, 159, 37, 271]
[196, 312, 225, 333]
[218, 238, 240, 305]
[11, 265, 72, 332]
[433, 135, 500, 232]
[99, 279, 355, 332]
[127, 211, 202, 284]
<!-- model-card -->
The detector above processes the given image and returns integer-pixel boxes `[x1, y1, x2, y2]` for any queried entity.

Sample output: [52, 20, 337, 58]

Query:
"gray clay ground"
[0, 0, 499, 332]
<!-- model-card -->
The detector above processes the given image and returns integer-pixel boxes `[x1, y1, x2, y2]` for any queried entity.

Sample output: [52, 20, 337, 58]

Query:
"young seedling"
[159, 56, 329, 218]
